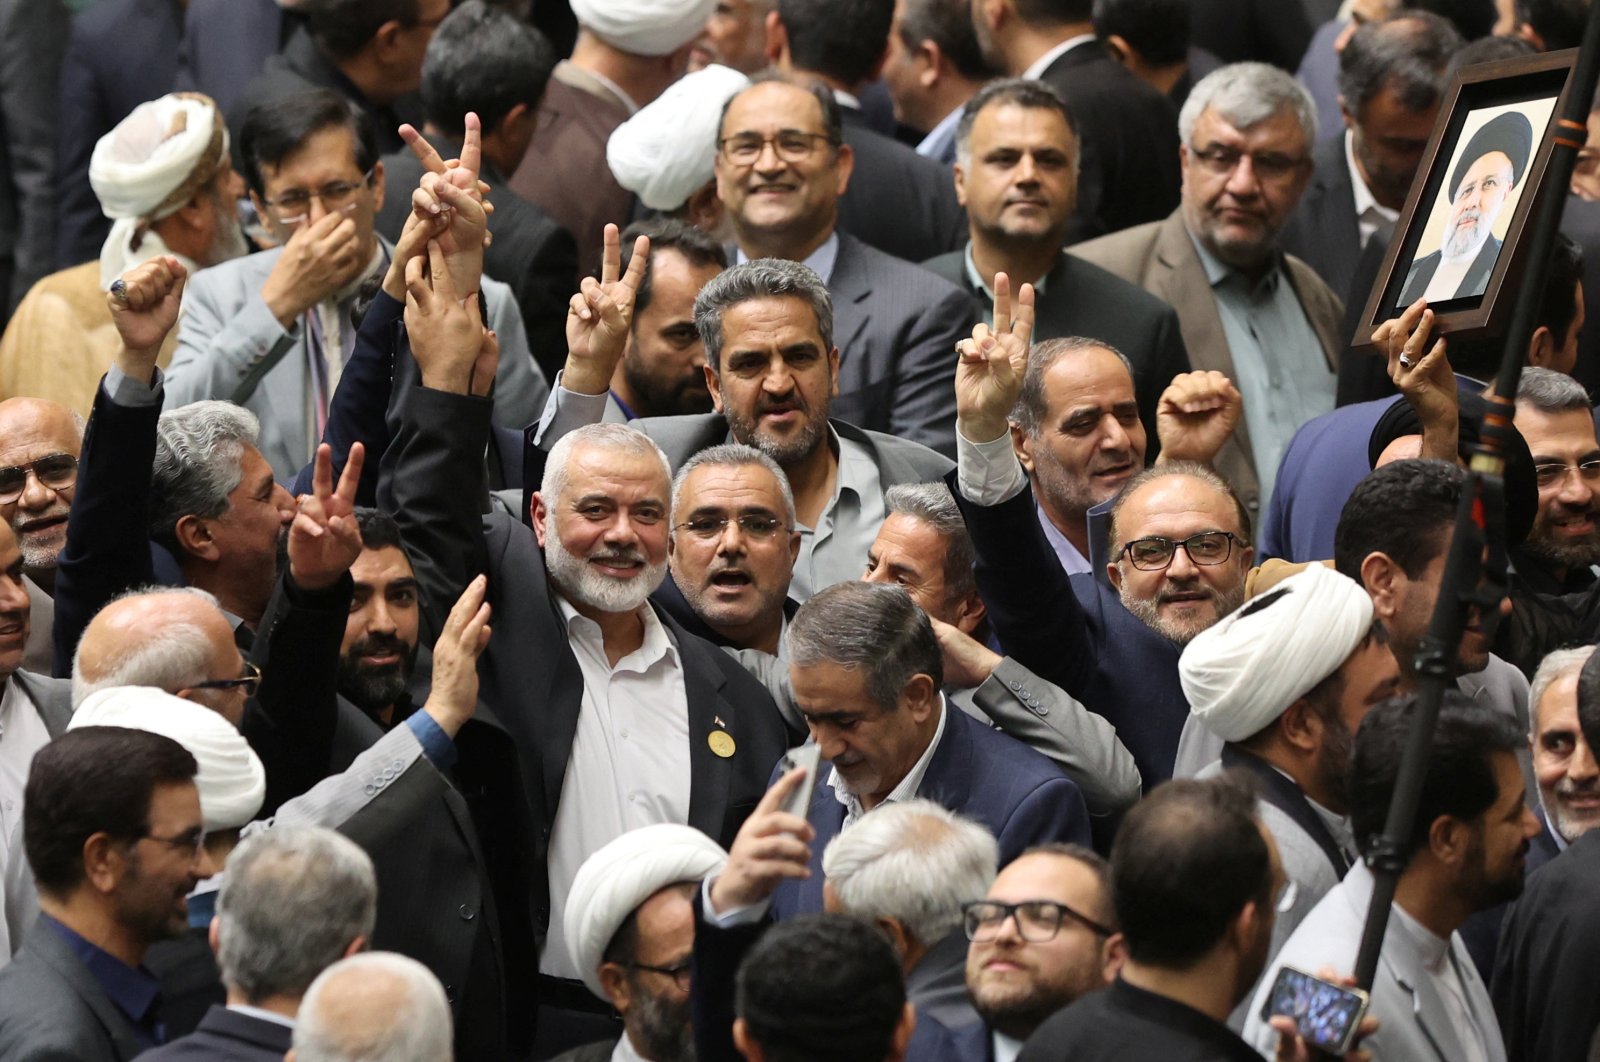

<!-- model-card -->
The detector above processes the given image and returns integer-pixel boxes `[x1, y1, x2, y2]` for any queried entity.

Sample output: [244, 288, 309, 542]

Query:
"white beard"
[545, 533, 666, 614]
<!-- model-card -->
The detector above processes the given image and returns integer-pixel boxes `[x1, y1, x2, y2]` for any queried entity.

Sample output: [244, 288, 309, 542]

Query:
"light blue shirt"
[1188, 233, 1333, 509]
[917, 105, 964, 165]
[735, 231, 840, 284]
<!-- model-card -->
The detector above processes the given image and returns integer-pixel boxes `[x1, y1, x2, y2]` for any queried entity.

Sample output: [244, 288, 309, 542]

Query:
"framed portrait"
[1353, 50, 1578, 351]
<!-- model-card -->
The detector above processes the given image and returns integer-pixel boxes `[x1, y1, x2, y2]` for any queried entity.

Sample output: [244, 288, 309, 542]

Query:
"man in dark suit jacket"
[173, 0, 299, 115]
[0, 0, 68, 315]
[971, 0, 1179, 242]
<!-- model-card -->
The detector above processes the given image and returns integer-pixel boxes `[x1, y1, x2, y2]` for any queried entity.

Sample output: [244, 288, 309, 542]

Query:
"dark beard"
[337, 635, 418, 720]
[627, 981, 696, 1062]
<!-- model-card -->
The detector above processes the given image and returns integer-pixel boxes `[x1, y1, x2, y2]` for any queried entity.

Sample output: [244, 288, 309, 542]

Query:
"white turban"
[564, 824, 727, 999]
[90, 92, 229, 289]
[1178, 563, 1375, 743]
[609, 64, 750, 211]
[70, 686, 266, 832]
[570, 0, 717, 57]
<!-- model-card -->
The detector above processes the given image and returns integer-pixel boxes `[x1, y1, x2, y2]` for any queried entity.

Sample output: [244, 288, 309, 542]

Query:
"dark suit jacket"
[1019, 977, 1262, 1062]
[173, 0, 295, 115]
[950, 473, 1188, 785]
[1279, 134, 1364, 295]
[828, 232, 976, 457]
[382, 384, 798, 943]
[1398, 235, 1502, 306]
[836, 109, 966, 266]
[1189, 0, 1316, 71]
[376, 143, 579, 383]
[768, 706, 1092, 917]
[0, 0, 68, 314]
[547, 1039, 619, 1062]
[1036, 41, 1181, 243]
[137, 1004, 291, 1062]
[922, 247, 1192, 449]
[0, 919, 149, 1061]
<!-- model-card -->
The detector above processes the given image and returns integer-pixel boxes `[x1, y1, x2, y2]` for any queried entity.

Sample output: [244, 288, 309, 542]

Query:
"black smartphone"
[1262, 965, 1370, 1056]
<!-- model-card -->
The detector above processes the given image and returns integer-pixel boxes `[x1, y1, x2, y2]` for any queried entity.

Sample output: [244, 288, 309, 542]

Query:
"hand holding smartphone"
[1263, 966, 1371, 1056]
[775, 744, 821, 817]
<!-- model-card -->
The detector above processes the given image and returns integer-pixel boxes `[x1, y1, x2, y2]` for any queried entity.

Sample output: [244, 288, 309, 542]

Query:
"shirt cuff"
[699, 876, 770, 927]
[405, 710, 457, 772]
[957, 425, 1028, 505]
[532, 371, 610, 448]
[102, 364, 164, 407]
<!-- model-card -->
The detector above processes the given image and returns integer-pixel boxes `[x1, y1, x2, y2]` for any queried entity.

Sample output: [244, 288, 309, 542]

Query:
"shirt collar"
[612, 1029, 651, 1062]
[832, 87, 862, 111]
[1021, 33, 1097, 80]
[41, 914, 162, 1029]
[963, 242, 1053, 301]
[1187, 226, 1284, 296]
[1345, 130, 1393, 221]
[556, 592, 679, 672]
[736, 231, 841, 285]
[828, 696, 948, 821]
[227, 1004, 297, 1029]
[993, 1031, 1024, 1062]
[1390, 897, 1452, 973]
[917, 105, 964, 159]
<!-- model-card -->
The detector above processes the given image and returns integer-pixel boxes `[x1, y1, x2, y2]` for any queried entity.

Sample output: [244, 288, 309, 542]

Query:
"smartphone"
[775, 744, 821, 818]
[1262, 966, 1370, 1056]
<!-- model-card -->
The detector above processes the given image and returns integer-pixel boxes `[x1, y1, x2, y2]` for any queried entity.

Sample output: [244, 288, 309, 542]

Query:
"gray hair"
[540, 422, 672, 507]
[672, 443, 796, 526]
[217, 827, 378, 1003]
[150, 401, 261, 553]
[1179, 62, 1317, 147]
[884, 482, 977, 606]
[1528, 645, 1596, 739]
[821, 798, 997, 946]
[292, 952, 452, 1062]
[788, 581, 942, 710]
[1336, 13, 1461, 116]
[70, 586, 225, 707]
[694, 259, 834, 373]
[1011, 336, 1135, 439]
[1516, 366, 1593, 416]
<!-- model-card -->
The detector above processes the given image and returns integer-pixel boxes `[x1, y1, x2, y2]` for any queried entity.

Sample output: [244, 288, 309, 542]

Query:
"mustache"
[348, 632, 412, 660]
[757, 393, 808, 416]
[589, 546, 645, 565]
[1554, 777, 1600, 798]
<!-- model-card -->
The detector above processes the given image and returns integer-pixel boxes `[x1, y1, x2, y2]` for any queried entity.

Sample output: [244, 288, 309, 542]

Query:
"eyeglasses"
[0, 453, 77, 505]
[1189, 144, 1308, 183]
[1533, 459, 1600, 488]
[140, 826, 206, 858]
[718, 131, 836, 166]
[191, 660, 262, 697]
[674, 513, 792, 540]
[1120, 531, 1240, 571]
[961, 900, 1114, 943]
[262, 169, 375, 219]
[626, 960, 692, 991]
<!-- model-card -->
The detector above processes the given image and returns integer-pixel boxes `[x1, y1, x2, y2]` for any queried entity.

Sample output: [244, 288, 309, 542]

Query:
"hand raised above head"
[561, 222, 651, 396]
[954, 272, 1035, 443]
[1155, 369, 1243, 466]
[288, 442, 366, 591]
[406, 239, 487, 394]
[108, 255, 187, 371]
[424, 573, 492, 737]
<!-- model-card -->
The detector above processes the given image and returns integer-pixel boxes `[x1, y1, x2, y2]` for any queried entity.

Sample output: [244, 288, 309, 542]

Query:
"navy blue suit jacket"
[769, 705, 1090, 918]
[1258, 394, 1394, 563]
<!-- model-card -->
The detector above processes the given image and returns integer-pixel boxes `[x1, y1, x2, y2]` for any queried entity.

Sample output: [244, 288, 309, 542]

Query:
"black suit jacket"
[137, 1005, 291, 1062]
[0, 919, 148, 1061]
[1397, 235, 1502, 306]
[921, 247, 1192, 449]
[173, 0, 296, 115]
[836, 109, 966, 265]
[1037, 42, 1181, 243]
[1279, 134, 1364, 296]
[382, 384, 798, 943]
[0, 0, 69, 313]
[1189, 0, 1315, 71]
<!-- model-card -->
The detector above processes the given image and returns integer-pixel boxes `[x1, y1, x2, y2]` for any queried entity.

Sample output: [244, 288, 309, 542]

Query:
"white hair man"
[288, 952, 453, 1062]
[1526, 645, 1600, 857]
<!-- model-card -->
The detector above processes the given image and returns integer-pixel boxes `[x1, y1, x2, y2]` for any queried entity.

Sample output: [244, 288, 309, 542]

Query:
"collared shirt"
[1390, 903, 1492, 1062]
[1188, 231, 1334, 506]
[917, 105, 965, 164]
[993, 1031, 1024, 1062]
[543, 596, 690, 978]
[1305, 790, 1356, 864]
[790, 426, 884, 600]
[1345, 130, 1398, 250]
[227, 1004, 296, 1029]
[1021, 34, 1097, 80]
[828, 697, 947, 829]
[1037, 502, 1092, 575]
[736, 230, 841, 285]
[963, 243, 1053, 322]
[611, 1028, 650, 1062]
[41, 913, 164, 1048]
[954, 423, 1093, 574]
[0, 678, 47, 901]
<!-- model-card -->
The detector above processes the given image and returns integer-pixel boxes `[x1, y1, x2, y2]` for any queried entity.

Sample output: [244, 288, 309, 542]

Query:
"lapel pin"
[708, 731, 736, 758]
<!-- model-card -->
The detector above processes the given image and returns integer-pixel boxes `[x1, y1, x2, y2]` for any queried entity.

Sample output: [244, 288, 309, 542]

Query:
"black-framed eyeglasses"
[718, 131, 836, 166]
[192, 660, 262, 697]
[962, 900, 1114, 943]
[1189, 144, 1307, 183]
[1533, 459, 1600, 488]
[262, 169, 375, 217]
[626, 960, 692, 991]
[140, 825, 206, 858]
[0, 453, 77, 505]
[674, 513, 793, 540]
[1120, 531, 1240, 571]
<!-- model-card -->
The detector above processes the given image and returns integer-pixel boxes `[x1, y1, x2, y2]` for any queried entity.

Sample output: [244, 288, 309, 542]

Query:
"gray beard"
[626, 983, 696, 1062]
[544, 532, 665, 613]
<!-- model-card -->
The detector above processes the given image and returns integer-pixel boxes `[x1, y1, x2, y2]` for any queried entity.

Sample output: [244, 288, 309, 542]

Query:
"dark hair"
[1446, 32, 1535, 79]
[722, 74, 845, 150]
[1110, 776, 1271, 967]
[24, 727, 198, 899]
[1019, 842, 1118, 930]
[898, 0, 993, 81]
[354, 507, 407, 555]
[1403, 0, 1496, 41]
[1092, 0, 1190, 66]
[239, 88, 378, 199]
[1335, 459, 1462, 582]
[955, 77, 1075, 160]
[621, 218, 729, 319]
[308, 0, 424, 61]
[788, 582, 944, 710]
[420, 0, 557, 135]
[1014, 0, 1094, 26]
[1575, 648, 1600, 753]
[736, 914, 906, 1062]
[1337, 13, 1461, 116]
[1349, 692, 1523, 862]
[1515, 0, 1589, 50]
[776, 0, 895, 87]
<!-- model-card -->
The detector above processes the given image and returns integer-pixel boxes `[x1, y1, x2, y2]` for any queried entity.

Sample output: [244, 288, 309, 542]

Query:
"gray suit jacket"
[1243, 863, 1507, 1062]
[0, 917, 149, 1061]
[1069, 211, 1345, 518]
[168, 244, 547, 480]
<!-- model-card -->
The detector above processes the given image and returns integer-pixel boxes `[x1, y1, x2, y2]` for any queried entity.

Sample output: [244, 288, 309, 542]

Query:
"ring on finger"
[1399, 354, 1413, 369]
[109, 278, 128, 304]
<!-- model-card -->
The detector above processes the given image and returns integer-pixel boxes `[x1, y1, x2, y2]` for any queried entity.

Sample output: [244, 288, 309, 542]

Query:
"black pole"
[1351, 7, 1600, 995]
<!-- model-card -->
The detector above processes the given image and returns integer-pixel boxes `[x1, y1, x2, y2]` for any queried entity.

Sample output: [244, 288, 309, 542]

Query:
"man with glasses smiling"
[0, 397, 84, 672]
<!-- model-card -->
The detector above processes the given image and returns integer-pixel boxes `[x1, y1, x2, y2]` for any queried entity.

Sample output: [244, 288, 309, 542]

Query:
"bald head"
[289, 953, 452, 1062]
[0, 397, 83, 583]
[73, 589, 247, 726]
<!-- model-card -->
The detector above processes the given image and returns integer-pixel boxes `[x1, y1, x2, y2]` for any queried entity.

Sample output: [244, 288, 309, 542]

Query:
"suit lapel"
[26, 922, 148, 1060]
[1382, 937, 1471, 1062]
[677, 618, 733, 840]
[828, 235, 873, 366]
[913, 704, 970, 809]
[14, 670, 71, 736]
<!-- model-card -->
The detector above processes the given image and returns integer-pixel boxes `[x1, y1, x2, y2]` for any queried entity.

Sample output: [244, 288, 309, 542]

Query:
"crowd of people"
[0, 0, 1599, 1059]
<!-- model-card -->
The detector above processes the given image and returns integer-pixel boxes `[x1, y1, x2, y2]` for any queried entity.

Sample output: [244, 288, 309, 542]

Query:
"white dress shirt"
[1390, 904, 1492, 1062]
[1020, 34, 1097, 80]
[1345, 130, 1399, 250]
[0, 678, 48, 964]
[828, 699, 947, 829]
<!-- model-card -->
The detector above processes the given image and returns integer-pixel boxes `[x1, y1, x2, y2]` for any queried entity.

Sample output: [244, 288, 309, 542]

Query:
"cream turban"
[570, 0, 717, 57]
[90, 92, 229, 289]
[70, 686, 266, 832]
[564, 824, 727, 999]
[609, 64, 750, 211]
[1178, 564, 1375, 743]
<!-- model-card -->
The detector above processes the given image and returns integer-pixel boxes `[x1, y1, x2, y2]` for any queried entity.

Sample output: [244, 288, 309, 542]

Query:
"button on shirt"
[1346, 130, 1399, 250]
[543, 597, 690, 978]
[829, 698, 947, 829]
[1189, 233, 1334, 507]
